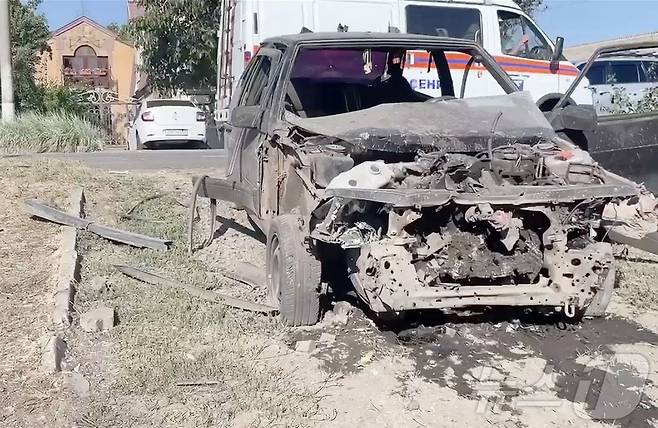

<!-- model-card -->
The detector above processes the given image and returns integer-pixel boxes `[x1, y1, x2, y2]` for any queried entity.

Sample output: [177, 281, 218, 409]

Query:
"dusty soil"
[1, 158, 657, 427]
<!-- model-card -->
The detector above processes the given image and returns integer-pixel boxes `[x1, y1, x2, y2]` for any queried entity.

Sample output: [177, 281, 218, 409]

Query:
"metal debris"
[115, 265, 276, 314]
[25, 199, 172, 250]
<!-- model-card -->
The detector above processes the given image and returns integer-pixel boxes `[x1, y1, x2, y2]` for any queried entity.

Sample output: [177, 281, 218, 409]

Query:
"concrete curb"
[53, 188, 85, 331]
[42, 188, 84, 372]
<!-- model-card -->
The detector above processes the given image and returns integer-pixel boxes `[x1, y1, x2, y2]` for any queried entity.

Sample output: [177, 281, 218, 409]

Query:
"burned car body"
[207, 33, 656, 326]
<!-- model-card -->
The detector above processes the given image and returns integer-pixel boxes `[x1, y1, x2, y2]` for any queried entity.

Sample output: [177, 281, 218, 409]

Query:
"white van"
[216, 0, 591, 115]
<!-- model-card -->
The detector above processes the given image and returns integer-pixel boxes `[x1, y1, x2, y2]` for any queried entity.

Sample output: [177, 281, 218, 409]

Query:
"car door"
[226, 48, 282, 214]
[581, 61, 608, 113]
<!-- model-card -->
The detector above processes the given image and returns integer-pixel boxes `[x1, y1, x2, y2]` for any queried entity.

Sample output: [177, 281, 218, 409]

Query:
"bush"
[37, 84, 90, 118]
[0, 112, 108, 154]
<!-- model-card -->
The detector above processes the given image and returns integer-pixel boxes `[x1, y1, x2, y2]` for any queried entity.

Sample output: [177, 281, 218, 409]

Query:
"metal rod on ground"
[188, 175, 209, 254]
[0, 0, 15, 122]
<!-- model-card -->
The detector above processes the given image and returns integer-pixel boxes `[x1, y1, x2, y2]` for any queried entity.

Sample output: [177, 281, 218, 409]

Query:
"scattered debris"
[115, 265, 277, 313]
[80, 306, 115, 332]
[444, 326, 457, 338]
[176, 380, 223, 387]
[324, 301, 353, 325]
[295, 340, 317, 354]
[397, 325, 444, 344]
[41, 335, 67, 373]
[407, 400, 421, 411]
[63, 372, 90, 397]
[319, 333, 336, 345]
[222, 261, 265, 289]
[122, 192, 189, 221]
[85, 276, 107, 294]
[357, 350, 375, 366]
[24, 199, 172, 250]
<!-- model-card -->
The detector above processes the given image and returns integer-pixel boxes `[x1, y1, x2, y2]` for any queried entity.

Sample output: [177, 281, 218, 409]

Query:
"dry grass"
[617, 260, 658, 311]
[75, 184, 323, 427]
[0, 158, 323, 427]
[0, 159, 88, 426]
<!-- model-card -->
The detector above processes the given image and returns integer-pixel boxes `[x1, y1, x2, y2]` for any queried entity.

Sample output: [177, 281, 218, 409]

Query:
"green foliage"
[107, 21, 135, 44]
[0, 112, 108, 154]
[515, 0, 546, 16]
[36, 84, 89, 116]
[7, 0, 51, 111]
[130, 0, 220, 93]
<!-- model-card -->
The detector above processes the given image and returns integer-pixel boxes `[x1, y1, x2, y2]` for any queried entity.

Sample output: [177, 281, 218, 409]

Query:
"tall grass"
[0, 112, 108, 154]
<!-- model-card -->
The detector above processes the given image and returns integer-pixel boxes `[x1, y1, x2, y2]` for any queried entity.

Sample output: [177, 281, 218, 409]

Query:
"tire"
[584, 266, 617, 317]
[266, 215, 322, 326]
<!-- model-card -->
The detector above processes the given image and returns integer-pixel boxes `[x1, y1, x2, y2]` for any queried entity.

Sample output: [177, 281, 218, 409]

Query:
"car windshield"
[146, 100, 195, 108]
[285, 45, 509, 118]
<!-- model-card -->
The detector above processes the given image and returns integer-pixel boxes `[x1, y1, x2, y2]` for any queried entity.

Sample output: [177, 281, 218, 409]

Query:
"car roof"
[262, 31, 481, 48]
[591, 56, 658, 63]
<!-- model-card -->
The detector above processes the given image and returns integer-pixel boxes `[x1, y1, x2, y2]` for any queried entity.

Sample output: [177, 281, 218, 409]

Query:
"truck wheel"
[266, 215, 322, 326]
[584, 266, 617, 317]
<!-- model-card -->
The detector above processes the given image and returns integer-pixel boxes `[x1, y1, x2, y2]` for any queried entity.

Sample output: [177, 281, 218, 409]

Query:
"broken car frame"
[198, 33, 657, 326]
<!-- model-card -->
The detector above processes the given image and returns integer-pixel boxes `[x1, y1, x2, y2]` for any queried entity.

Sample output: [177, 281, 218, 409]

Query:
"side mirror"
[230, 105, 260, 129]
[551, 36, 565, 69]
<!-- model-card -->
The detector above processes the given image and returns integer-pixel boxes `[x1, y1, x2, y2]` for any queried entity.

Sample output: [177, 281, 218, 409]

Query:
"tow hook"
[564, 301, 577, 318]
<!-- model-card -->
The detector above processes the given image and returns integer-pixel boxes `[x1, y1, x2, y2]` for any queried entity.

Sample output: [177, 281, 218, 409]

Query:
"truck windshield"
[406, 5, 481, 41]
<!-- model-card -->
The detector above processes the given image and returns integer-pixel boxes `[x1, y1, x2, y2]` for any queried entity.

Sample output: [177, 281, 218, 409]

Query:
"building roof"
[565, 31, 658, 62]
[52, 16, 118, 38]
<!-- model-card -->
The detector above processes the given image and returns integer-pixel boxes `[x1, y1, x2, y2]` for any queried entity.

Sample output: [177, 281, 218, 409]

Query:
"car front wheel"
[266, 215, 322, 326]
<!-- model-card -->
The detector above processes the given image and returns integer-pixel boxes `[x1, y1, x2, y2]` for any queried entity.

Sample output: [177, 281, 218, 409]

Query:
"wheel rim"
[268, 235, 281, 306]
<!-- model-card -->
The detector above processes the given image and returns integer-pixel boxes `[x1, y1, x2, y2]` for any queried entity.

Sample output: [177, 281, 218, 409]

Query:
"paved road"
[20, 149, 227, 173]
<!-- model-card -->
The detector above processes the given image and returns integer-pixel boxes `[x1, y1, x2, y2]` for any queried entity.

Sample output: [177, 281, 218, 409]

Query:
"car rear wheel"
[266, 215, 322, 326]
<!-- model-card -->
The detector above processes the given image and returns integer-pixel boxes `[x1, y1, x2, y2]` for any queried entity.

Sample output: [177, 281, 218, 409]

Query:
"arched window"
[63, 45, 110, 88]
[74, 45, 97, 57]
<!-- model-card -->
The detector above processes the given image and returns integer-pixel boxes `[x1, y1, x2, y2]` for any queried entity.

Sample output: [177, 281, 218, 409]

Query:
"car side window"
[498, 11, 552, 61]
[643, 61, 658, 82]
[608, 61, 640, 84]
[238, 56, 273, 107]
[586, 63, 607, 85]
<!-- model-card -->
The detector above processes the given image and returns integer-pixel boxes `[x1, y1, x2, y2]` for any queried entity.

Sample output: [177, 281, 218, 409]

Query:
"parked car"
[127, 99, 207, 150]
[577, 55, 658, 115]
[215, 0, 590, 117]
[199, 32, 655, 326]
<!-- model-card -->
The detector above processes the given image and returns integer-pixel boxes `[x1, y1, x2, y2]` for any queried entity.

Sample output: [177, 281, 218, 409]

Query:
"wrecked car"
[201, 33, 657, 326]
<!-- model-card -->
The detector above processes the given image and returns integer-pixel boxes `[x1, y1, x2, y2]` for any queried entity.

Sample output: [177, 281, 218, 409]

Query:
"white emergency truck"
[215, 0, 591, 117]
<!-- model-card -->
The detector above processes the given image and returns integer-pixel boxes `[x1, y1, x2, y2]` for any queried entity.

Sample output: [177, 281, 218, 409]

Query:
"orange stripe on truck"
[406, 51, 579, 76]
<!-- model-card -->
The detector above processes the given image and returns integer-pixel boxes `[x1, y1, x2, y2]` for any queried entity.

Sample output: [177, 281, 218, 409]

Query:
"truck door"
[495, 10, 563, 105]
[226, 48, 282, 214]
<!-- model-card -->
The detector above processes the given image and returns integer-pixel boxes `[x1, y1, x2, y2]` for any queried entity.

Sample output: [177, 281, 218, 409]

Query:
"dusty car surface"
[206, 32, 657, 326]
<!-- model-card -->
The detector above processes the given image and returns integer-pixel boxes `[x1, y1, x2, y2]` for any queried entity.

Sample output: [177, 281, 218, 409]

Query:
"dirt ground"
[1, 158, 657, 427]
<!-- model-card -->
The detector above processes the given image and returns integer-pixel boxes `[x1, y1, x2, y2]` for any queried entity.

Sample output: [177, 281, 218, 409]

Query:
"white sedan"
[128, 99, 207, 150]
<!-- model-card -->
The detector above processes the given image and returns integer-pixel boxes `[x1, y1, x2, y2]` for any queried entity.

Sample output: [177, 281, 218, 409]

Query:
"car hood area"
[286, 92, 556, 153]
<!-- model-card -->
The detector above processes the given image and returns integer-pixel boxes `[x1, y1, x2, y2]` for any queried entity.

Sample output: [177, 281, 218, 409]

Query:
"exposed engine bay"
[277, 94, 658, 315]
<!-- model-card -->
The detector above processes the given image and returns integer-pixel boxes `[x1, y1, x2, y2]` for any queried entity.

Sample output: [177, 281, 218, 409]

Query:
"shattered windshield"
[285, 45, 509, 118]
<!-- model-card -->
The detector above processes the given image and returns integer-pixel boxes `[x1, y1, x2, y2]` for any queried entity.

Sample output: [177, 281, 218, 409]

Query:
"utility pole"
[0, 0, 15, 122]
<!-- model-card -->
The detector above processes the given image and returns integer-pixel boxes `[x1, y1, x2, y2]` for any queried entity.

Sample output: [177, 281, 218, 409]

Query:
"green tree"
[8, 0, 51, 111]
[516, 0, 545, 16]
[107, 21, 134, 44]
[130, 0, 220, 93]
